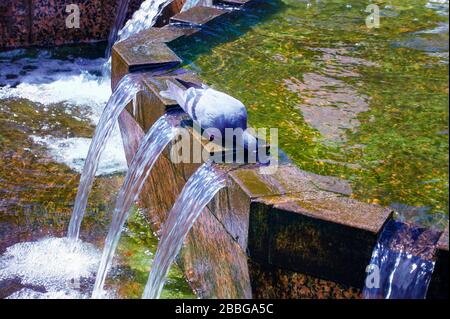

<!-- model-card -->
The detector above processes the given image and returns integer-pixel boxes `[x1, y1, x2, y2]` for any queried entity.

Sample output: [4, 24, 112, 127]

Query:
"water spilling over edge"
[363, 219, 442, 299]
[67, 74, 144, 241]
[142, 161, 227, 298]
[92, 111, 183, 298]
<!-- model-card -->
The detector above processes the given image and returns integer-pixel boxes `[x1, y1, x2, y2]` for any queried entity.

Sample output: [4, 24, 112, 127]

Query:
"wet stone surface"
[121, 42, 182, 71]
[170, 5, 229, 26]
[247, 195, 392, 288]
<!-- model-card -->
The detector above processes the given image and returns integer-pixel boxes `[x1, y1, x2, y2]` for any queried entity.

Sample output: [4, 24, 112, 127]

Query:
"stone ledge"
[170, 6, 229, 26]
[113, 72, 394, 296]
[247, 195, 391, 288]
[115, 42, 182, 72]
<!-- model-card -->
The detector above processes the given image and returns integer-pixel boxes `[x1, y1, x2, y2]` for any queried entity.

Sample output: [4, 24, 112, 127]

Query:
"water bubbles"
[0, 237, 102, 298]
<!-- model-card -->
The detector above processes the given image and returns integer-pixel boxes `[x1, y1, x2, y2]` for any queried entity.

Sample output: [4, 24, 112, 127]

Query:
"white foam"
[6, 288, 86, 299]
[0, 51, 128, 175]
[0, 237, 100, 289]
[31, 131, 128, 176]
[0, 73, 111, 115]
[0, 237, 122, 299]
[6, 287, 117, 299]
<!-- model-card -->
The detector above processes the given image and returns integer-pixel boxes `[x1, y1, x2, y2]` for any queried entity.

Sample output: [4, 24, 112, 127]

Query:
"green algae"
[111, 208, 195, 299]
[171, 0, 449, 215]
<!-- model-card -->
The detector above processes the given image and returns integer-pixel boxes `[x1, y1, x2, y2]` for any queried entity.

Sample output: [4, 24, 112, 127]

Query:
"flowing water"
[106, 0, 132, 58]
[363, 219, 442, 299]
[117, 0, 173, 43]
[103, 0, 174, 72]
[143, 162, 227, 299]
[92, 111, 183, 298]
[67, 74, 143, 241]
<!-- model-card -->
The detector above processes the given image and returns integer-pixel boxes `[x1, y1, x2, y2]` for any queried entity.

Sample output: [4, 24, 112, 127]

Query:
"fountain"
[363, 219, 442, 299]
[92, 111, 184, 297]
[1, 0, 448, 300]
[117, 0, 175, 44]
[67, 73, 143, 241]
[107, 1, 448, 299]
[143, 161, 227, 298]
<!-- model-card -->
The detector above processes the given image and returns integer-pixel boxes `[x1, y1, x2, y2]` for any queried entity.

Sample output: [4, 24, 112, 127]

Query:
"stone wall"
[0, 0, 144, 49]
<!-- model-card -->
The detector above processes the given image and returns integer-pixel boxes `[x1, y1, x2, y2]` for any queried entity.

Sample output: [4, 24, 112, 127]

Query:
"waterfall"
[117, 0, 174, 44]
[103, 0, 174, 73]
[363, 219, 441, 299]
[91, 111, 183, 298]
[105, 0, 132, 58]
[142, 161, 227, 299]
[67, 74, 143, 241]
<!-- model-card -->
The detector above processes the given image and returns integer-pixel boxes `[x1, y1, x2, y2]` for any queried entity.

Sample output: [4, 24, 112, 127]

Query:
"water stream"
[92, 111, 183, 298]
[67, 74, 143, 240]
[363, 219, 442, 299]
[105, 0, 132, 58]
[117, 0, 173, 43]
[143, 161, 227, 299]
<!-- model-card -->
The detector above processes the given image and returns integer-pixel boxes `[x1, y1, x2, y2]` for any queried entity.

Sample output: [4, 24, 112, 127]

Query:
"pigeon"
[160, 79, 257, 150]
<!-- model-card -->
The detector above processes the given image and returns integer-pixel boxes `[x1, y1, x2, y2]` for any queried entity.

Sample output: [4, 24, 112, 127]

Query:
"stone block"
[111, 42, 181, 89]
[170, 6, 228, 26]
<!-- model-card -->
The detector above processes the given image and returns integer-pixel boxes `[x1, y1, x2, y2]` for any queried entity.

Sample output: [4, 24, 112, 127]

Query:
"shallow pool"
[171, 0, 449, 221]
